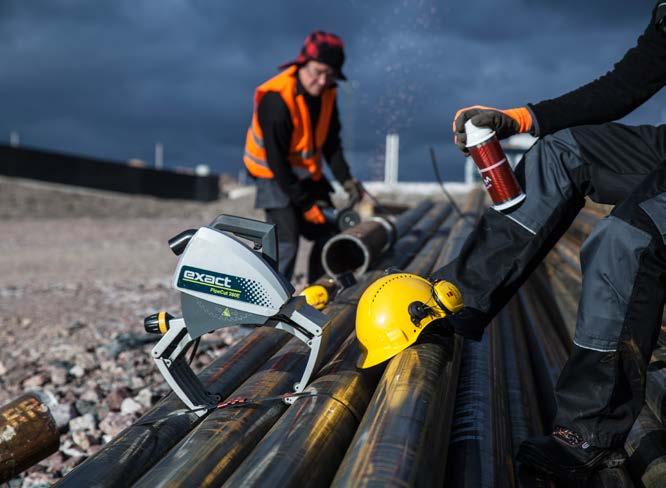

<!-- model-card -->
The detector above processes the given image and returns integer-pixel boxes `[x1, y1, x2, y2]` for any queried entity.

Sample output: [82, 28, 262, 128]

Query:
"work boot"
[516, 426, 627, 481]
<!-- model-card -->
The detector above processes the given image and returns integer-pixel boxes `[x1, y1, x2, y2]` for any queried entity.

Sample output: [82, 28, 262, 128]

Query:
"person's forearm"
[326, 148, 352, 183]
[530, 15, 666, 136]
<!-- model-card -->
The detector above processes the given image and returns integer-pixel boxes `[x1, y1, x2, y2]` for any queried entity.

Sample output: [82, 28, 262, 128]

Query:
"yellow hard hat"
[355, 273, 463, 369]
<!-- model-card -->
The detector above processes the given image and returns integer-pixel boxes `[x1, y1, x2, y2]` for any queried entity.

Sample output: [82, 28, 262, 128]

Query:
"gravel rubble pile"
[0, 177, 264, 486]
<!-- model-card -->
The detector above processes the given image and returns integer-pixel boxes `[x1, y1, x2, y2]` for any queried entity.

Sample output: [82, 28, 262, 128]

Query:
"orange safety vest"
[243, 65, 336, 181]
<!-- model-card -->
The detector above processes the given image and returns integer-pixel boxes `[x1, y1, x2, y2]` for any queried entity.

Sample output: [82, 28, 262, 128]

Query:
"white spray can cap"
[465, 120, 495, 147]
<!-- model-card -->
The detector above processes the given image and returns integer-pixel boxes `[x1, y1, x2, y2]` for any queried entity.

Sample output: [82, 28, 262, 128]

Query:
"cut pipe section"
[321, 200, 433, 278]
[0, 390, 60, 483]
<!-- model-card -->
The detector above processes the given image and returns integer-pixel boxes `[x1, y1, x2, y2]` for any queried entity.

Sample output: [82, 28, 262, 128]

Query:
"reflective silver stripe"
[572, 339, 616, 353]
[244, 150, 268, 167]
[291, 149, 319, 160]
[492, 208, 537, 235]
[250, 127, 264, 148]
[504, 213, 537, 235]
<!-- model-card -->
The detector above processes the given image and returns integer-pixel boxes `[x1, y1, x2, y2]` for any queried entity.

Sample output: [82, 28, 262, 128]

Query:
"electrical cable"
[429, 146, 475, 222]
[188, 337, 200, 366]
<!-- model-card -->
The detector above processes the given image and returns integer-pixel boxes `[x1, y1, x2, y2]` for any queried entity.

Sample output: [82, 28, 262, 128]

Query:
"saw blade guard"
[150, 214, 332, 414]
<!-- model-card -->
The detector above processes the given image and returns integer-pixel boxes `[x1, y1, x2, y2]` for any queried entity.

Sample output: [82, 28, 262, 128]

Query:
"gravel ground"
[0, 176, 274, 486]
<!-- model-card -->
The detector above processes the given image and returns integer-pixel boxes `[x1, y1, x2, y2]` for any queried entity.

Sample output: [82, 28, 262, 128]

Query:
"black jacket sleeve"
[256, 92, 312, 208]
[322, 101, 352, 183]
[529, 6, 666, 136]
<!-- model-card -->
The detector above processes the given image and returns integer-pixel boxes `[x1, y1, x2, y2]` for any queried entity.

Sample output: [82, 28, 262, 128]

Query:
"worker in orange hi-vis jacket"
[243, 31, 363, 282]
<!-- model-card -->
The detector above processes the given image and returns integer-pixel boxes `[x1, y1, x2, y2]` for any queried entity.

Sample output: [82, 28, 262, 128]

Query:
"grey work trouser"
[432, 123, 666, 447]
[265, 205, 337, 283]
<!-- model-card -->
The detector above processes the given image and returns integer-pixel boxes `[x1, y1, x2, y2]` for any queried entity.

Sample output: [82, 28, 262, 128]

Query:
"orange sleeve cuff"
[502, 107, 532, 133]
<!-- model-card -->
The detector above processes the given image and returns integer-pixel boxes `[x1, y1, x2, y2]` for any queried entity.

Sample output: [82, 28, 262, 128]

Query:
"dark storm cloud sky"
[0, 0, 661, 181]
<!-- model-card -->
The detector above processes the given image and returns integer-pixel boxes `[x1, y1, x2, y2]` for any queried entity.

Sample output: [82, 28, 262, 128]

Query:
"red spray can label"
[465, 120, 526, 211]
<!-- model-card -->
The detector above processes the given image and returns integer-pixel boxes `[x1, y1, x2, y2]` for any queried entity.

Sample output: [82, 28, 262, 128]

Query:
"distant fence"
[0, 145, 220, 202]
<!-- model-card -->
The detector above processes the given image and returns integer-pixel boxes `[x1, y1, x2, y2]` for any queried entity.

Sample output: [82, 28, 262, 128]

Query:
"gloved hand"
[343, 179, 364, 207]
[303, 203, 326, 225]
[453, 105, 533, 153]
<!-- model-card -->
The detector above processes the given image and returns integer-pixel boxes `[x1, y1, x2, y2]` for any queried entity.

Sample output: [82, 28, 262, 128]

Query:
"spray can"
[465, 120, 526, 211]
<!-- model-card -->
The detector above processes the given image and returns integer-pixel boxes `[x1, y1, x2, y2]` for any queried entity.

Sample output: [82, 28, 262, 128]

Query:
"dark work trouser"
[432, 123, 666, 447]
[265, 205, 337, 283]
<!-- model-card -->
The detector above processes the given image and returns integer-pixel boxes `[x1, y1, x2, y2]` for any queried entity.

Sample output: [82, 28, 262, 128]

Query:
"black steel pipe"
[624, 405, 666, 488]
[546, 239, 582, 298]
[565, 207, 602, 247]
[516, 272, 569, 430]
[445, 316, 514, 487]
[0, 390, 61, 483]
[332, 188, 486, 487]
[539, 263, 578, 341]
[57, 327, 290, 487]
[373, 202, 451, 271]
[133, 201, 438, 488]
[321, 200, 433, 277]
[500, 298, 557, 488]
[222, 204, 455, 487]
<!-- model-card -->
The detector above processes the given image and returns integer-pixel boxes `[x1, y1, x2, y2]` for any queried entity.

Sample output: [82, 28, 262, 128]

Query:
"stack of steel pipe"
[223, 202, 455, 487]
[321, 200, 433, 278]
[333, 188, 486, 487]
[57, 201, 437, 487]
[52, 197, 663, 486]
[131, 201, 449, 488]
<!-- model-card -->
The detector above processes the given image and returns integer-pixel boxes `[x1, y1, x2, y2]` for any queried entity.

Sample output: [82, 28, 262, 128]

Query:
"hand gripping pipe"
[321, 199, 433, 278]
[0, 390, 61, 483]
[332, 188, 486, 487]
[132, 202, 437, 488]
[55, 328, 290, 488]
[221, 203, 455, 487]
